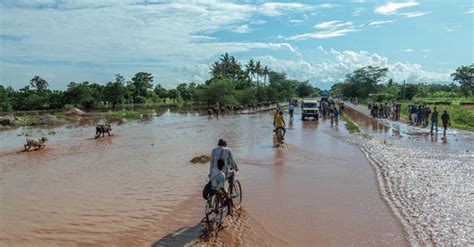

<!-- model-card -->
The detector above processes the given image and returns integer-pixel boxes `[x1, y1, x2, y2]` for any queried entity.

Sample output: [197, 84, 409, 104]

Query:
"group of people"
[408, 104, 451, 135]
[369, 101, 452, 136]
[369, 102, 401, 120]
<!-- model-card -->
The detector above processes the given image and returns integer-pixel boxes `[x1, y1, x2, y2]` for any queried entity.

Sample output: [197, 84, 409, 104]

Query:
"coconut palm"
[245, 59, 256, 82]
[263, 66, 269, 85]
[255, 61, 262, 86]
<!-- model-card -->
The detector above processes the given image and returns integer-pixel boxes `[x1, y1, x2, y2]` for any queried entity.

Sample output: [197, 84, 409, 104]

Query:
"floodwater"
[343, 106, 474, 246]
[0, 106, 471, 246]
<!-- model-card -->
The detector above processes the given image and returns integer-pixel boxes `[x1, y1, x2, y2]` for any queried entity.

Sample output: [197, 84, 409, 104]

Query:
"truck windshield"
[303, 103, 317, 108]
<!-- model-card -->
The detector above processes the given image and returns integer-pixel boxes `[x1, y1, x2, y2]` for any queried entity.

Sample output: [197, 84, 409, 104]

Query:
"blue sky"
[0, 0, 473, 90]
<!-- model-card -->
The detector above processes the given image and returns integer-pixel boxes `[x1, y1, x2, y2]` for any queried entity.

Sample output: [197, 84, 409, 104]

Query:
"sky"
[0, 0, 473, 90]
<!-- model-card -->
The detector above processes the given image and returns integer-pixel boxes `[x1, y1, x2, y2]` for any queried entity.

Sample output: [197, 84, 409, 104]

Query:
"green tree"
[245, 59, 256, 82]
[210, 53, 245, 82]
[401, 84, 419, 100]
[167, 89, 180, 103]
[255, 60, 262, 86]
[296, 81, 315, 98]
[177, 83, 192, 101]
[154, 84, 168, 101]
[0, 85, 13, 111]
[131, 72, 154, 99]
[451, 64, 474, 97]
[196, 78, 238, 106]
[30, 76, 49, 94]
[344, 66, 388, 98]
[236, 87, 257, 106]
[104, 74, 127, 108]
[64, 81, 100, 109]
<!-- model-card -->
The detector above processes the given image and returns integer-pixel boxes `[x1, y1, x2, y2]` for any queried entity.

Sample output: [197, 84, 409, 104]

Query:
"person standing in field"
[441, 110, 451, 136]
[430, 107, 439, 135]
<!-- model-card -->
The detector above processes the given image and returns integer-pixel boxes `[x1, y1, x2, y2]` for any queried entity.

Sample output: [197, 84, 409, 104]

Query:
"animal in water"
[95, 124, 112, 138]
[24, 137, 48, 151]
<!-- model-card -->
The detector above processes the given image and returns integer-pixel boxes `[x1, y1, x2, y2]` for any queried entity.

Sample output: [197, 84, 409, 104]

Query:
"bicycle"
[203, 170, 242, 231]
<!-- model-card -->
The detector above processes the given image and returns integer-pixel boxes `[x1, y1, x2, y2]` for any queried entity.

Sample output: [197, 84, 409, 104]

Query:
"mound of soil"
[65, 107, 85, 115]
[190, 155, 211, 164]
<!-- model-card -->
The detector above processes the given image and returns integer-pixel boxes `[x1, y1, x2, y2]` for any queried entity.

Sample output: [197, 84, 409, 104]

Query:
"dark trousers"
[431, 120, 438, 133]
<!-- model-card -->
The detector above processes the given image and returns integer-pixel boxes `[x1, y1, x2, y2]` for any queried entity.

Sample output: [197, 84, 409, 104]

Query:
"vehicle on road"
[301, 99, 319, 121]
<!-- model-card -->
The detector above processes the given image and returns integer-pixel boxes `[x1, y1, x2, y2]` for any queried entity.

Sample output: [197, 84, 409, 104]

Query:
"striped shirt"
[210, 146, 238, 177]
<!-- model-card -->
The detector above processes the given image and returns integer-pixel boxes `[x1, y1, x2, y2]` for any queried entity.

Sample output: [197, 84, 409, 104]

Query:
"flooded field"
[1, 107, 472, 246]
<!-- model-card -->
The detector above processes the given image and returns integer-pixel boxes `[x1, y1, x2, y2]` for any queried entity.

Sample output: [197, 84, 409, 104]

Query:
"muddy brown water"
[0, 109, 408, 246]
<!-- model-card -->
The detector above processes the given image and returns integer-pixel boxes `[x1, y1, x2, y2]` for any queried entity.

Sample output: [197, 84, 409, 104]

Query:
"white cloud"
[368, 20, 395, 26]
[401, 49, 415, 52]
[375, 1, 419, 15]
[233, 25, 252, 33]
[256, 47, 451, 88]
[1, 0, 311, 88]
[422, 49, 432, 53]
[353, 7, 365, 16]
[287, 20, 359, 40]
[402, 11, 431, 18]
[289, 19, 305, 23]
[258, 2, 336, 16]
[287, 29, 359, 40]
[465, 8, 474, 14]
[314, 20, 353, 29]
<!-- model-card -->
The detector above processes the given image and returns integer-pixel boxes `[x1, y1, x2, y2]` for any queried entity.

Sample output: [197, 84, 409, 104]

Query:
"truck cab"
[301, 98, 319, 121]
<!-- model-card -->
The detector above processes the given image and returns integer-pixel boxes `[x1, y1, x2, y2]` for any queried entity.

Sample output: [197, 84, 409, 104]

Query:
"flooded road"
[1, 106, 469, 246]
[343, 105, 474, 246]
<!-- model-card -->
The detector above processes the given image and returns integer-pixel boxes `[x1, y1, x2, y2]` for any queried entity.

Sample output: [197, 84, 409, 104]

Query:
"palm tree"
[263, 66, 269, 85]
[245, 59, 256, 82]
[255, 61, 262, 86]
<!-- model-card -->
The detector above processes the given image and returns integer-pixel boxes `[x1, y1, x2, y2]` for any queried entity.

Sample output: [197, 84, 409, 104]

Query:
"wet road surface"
[0, 107, 424, 246]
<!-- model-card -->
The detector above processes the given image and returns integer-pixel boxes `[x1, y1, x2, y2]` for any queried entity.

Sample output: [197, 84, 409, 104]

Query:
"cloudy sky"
[1, 0, 473, 90]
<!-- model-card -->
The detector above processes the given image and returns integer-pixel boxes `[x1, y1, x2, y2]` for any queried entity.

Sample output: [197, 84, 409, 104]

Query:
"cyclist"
[211, 158, 233, 215]
[274, 111, 286, 140]
[209, 139, 239, 195]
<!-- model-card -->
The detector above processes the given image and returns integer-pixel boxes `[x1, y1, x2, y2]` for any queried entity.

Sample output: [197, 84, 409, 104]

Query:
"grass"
[341, 114, 360, 134]
[17, 115, 41, 126]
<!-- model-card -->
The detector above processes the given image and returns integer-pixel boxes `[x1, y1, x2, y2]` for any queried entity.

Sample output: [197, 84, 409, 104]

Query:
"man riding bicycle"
[274, 111, 286, 140]
[210, 139, 239, 190]
[210, 158, 234, 215]
[209, 139, 239, 215]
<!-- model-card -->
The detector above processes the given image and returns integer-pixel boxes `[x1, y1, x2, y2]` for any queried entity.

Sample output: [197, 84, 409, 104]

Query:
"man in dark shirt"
[430, 107, 438, 134]
[441, 110, 450, 136]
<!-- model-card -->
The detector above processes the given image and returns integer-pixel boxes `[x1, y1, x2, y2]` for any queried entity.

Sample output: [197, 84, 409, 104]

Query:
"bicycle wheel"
[231, 179, 242, 210]
[206, 194, 224, 230]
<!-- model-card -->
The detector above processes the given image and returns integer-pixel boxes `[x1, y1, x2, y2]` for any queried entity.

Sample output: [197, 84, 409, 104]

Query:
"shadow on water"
[151, 223, 203, 247]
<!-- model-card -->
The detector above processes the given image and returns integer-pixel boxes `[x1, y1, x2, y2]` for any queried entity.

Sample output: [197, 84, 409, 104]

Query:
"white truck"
[301, 98, 319, 121]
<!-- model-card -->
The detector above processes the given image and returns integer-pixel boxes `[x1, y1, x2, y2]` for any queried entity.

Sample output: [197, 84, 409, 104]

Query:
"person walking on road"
[430, 107, 438, 135]
[441, 110, 451, 136]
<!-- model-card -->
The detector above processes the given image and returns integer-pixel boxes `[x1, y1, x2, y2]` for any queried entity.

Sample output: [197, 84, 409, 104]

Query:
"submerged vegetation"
[341, 115, 360, 134]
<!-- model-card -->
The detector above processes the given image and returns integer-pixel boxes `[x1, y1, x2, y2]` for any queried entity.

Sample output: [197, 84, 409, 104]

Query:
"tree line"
[0, 53, 321, 112]
[330, 64, 473, 101]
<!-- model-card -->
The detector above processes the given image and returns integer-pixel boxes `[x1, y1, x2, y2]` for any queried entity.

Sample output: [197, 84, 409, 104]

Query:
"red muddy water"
[0, 108, 408, 246]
